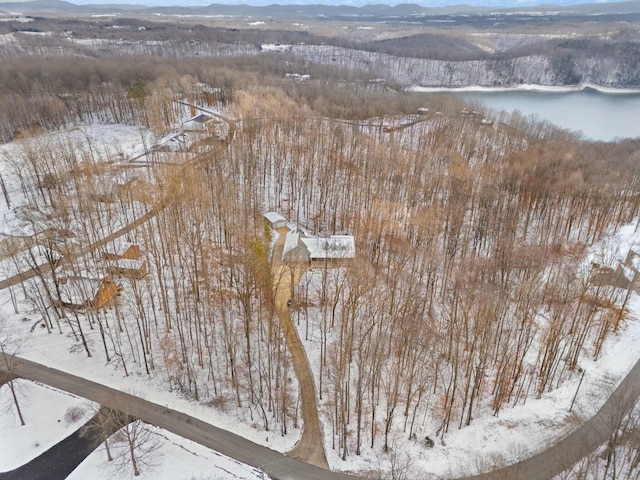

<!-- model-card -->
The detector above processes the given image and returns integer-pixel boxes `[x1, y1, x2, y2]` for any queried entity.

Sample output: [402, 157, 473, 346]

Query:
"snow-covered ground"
[5, 301, 298, 456]
[406, 83, 640, 94]
[69, 426, 269, 480]
[5, 224, 637, 478]
[292, 223, 640, 478]
[0, 379, 96, 471]
[0, 380, 268, 479]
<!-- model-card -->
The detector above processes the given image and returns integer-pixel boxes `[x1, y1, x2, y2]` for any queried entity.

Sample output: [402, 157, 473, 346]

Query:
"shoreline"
[406, 83, 640, 94]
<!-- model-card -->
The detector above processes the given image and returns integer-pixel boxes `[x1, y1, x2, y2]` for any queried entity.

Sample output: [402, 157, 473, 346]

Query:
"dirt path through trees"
[271, 226, 330, 469]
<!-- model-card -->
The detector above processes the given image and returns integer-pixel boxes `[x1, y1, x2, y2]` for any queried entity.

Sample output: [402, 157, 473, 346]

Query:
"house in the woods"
[58, 276, 122, 310]
[182, 113, 213, 132]
[107, 259, 148, 279]
[283, 230, 310, 262]
[263, 211, 288, 230]
[620, 249, 640, 290]
[263, 211, 355, 263]
[153, 133, 191, 152]
[591, 249, 640, 290]
[102, 241, 142, 261]
[283, 230, 355, 263]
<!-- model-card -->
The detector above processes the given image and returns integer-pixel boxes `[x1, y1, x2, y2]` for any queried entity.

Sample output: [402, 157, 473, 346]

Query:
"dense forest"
[1, 26, 640, 478]
[1, 14, 639, 95]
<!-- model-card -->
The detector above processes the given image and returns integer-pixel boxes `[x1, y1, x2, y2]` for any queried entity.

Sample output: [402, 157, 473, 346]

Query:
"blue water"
[457, 89, 640, 141]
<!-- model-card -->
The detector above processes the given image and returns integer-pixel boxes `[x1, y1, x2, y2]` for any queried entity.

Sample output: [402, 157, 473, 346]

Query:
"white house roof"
[302, 235, 355, 259]
[264, 211, 287, 225]
[283, 230, 301, 257]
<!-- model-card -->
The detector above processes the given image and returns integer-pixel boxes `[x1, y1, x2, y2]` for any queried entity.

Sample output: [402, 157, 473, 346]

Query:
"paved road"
[0, 408, 124, 480]
[4, 357, 358, 480]
[4, 354, 640, 480]
[461, 355, 640, 480]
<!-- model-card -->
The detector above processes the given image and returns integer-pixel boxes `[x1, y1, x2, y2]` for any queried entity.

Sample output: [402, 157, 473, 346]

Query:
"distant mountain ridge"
[37, 0, 640, 8]
[2, 0, 640, 15]
[1, 0, 638, 89]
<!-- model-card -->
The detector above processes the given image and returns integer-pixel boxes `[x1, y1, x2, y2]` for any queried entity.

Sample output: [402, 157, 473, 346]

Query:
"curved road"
[462, 355, 640, 480]
[3, 353, 640, 480]
[4, 357, 357, 480]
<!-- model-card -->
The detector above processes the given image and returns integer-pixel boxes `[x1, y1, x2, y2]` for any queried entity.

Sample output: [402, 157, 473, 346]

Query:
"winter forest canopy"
[1, 10, 640, 479]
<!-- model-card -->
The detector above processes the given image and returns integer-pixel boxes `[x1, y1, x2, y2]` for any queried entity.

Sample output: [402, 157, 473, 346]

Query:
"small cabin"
[102, 241, 142, 261]
[182, 113, 212, 132]
[58, 276, 122, 310]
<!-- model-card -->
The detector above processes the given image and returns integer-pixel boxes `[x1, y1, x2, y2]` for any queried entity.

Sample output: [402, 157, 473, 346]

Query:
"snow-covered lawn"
[69, 425, 268, 480]
[0, 379, 96, 472]
[0, 380, 269, 480]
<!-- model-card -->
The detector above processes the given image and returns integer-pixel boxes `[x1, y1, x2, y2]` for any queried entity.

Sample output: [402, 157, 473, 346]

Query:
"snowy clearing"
[0, 379, 97, 472]
[69, 425, 270, 480]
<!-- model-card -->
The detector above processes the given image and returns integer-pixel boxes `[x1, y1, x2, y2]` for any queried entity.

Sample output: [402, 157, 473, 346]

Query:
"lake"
[453, 89, 640, 142]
